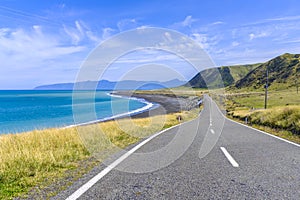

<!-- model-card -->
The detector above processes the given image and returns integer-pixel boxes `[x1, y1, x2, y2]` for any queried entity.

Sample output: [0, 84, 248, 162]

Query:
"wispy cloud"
[181, 15, 197, 27]
[249, 31, 269, 41]
[117, 18, 139, 31]
[102, 27, 116, 39]
[171, 15, 198, 29]
[0, 24, 93, 88]
[63, 20, 101, 45]
[266, 15, 300, 22]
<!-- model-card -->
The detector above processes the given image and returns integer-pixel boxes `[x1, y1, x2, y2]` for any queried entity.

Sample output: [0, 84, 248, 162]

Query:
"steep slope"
[228, 64, 261, 82]
[187, 64, 259, 88]
[235, 53, 300, 90]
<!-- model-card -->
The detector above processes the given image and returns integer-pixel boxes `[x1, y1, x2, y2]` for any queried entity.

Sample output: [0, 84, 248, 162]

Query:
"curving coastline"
[112, 91, 200, 119]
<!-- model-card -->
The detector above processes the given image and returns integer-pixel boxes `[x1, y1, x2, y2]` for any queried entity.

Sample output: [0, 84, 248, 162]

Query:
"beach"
[113, 91, 200, 119]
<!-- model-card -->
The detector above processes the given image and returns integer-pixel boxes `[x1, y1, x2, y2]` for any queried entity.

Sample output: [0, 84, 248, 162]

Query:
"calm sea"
[0, 90, 153, 134]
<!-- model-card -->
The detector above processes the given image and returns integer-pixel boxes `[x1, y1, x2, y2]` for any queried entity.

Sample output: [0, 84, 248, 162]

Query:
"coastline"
[0, 92, 201, 199]
[65, 91, 199, 128]
[65, 92, 159, 128]
[112, 91, 200, 119]
[0, 91, 200, 134]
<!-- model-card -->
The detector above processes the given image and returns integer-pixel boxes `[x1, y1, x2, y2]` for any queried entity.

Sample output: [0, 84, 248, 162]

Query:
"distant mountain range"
[34, 79, 186, 90]
[187, 53, 300, 90]
[35, 53, 300, 91]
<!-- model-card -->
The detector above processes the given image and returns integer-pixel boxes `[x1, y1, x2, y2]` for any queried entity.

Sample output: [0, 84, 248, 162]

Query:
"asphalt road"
[55, 95, 300, 200]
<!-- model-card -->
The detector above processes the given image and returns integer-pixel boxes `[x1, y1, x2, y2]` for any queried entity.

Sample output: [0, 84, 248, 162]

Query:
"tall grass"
[249, 106, 300, 135]
[226, 89, 300, 144]
[0, 109, 199, 199]
[0, 128, 89, 199]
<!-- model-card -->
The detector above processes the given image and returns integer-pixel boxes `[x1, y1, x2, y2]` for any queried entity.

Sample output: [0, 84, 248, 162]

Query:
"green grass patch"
[226, 89, 300, 144]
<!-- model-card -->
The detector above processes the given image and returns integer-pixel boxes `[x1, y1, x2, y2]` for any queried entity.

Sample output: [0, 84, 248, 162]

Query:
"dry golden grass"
[0, 128, 89, 199]
[227, 99, 300, 144]
[0, 109, 199, 199]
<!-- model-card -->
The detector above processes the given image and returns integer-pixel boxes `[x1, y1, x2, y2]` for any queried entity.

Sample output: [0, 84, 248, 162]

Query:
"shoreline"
[65, 92, 159, 128]
[50, 92, 200, 130]
[0, 91, 200, 135]
[112, 91, 200, 119]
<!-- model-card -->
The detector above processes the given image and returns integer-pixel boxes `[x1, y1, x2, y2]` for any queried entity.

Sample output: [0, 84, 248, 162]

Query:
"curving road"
[55, 95, 300, 200]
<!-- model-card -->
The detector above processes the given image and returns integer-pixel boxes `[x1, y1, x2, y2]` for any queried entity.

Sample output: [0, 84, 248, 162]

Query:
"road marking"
[65, 114, 201, 200]
[226, 117, 300, 148]
[210, 98, 300, 148]
[220, 147, 239, 167]
[210, 129, 215, 134]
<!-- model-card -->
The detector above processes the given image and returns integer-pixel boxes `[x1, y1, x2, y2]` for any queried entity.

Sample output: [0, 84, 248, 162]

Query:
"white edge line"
[66, 112, 202, 200]
[210, 97, 300, 148]
[226, 117, 300, 148]
[220, 147, 239, 167]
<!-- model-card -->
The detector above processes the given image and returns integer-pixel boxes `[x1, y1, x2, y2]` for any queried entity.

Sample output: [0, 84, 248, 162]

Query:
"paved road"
[55, 95, 300, 200]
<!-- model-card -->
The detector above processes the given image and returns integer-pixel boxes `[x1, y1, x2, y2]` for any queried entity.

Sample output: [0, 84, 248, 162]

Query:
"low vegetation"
[0, 109, 199, 199]
[226, 89, 300, 144]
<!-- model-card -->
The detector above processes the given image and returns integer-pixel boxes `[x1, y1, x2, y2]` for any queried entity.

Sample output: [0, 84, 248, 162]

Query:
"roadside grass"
[226, 89, 300, 109]
[225, 89, 300, 144]
[0, 109, 199, 199]
[229, 117, 300, 145]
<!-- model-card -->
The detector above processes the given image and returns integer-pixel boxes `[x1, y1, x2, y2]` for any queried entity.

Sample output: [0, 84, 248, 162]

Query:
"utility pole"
[297, 79, 299, 94]
[264, 68, 268, 109]
[297, 75, 299, 94]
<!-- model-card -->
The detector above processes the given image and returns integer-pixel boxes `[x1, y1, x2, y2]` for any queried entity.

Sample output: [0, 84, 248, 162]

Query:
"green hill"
[235, 53, 300, 90]
[186, 63, 259, 88]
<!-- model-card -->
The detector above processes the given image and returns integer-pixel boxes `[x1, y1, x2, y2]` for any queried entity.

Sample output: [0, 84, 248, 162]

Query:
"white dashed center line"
[220, 147, 239, 167]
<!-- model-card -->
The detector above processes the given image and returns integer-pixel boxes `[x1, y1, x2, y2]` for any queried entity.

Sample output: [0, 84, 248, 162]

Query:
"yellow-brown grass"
[228, 105, 300, 144]
[0, 109, 199, 199]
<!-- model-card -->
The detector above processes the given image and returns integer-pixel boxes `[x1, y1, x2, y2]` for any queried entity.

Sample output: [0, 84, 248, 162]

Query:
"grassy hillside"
[235, 53, 300, 90]
[228, 64, 261, 82]
[187, 63, 259, 88]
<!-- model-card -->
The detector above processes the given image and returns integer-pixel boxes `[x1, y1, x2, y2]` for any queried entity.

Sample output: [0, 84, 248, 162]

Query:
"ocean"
[0, 90, 154, 134]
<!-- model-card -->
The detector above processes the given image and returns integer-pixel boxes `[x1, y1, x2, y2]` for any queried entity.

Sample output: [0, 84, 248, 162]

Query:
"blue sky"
[1, 0, 300, 89]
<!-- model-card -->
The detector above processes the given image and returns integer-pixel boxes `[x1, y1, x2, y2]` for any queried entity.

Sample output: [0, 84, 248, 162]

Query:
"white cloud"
[191, 33, 209, 49]
[249, 32, 269, 40]
[266, 15, 300, 22]
[0, 25, 89, 89]
[63, 24, 81, 45]
[63, 20, 101, 44]
[232, 41, 239, 47]
[117, 19, 138, 31]
[182, 15, 195, 27]
[211, 21, 224, 26]
[102, 27, 115, 39]
[75, 20, 84, 36]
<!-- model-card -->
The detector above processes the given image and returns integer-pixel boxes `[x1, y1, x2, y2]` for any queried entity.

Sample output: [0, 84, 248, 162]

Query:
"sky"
[1, 0, 300, 89]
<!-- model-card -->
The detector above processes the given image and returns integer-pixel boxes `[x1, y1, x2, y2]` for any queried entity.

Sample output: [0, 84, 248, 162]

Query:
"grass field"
[0, 108, 199, 199]
[225, 89, 300, 144]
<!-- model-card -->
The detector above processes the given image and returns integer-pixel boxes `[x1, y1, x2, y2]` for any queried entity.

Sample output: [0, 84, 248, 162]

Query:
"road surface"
[55, 95, 300, 200]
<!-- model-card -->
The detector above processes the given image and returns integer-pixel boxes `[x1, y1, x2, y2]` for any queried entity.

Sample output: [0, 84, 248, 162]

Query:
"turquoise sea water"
[0, 90, 153, 134]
